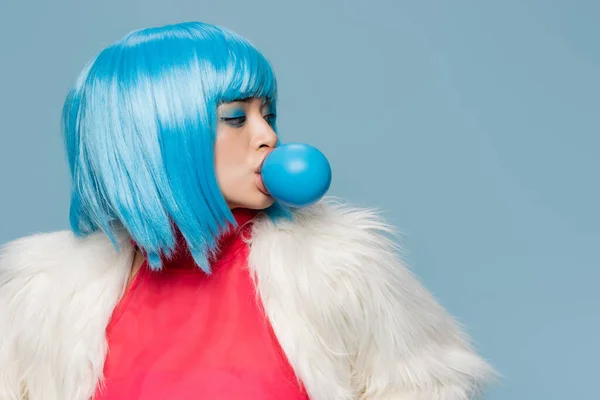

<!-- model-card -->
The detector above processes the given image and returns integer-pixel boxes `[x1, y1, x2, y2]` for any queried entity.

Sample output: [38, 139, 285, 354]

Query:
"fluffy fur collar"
[0, 200, 493, 400]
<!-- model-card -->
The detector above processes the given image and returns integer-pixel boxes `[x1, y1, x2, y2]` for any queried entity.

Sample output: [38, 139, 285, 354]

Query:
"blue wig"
[61, 21, 285, 272]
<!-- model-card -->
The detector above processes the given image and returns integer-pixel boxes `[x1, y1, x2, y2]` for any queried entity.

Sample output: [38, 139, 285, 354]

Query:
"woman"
[0, 21, 493, 400]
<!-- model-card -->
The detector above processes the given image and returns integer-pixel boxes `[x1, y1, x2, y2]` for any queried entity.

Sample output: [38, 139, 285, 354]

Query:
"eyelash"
[221, 114, 276, 127]
[264, 113, 276, 124]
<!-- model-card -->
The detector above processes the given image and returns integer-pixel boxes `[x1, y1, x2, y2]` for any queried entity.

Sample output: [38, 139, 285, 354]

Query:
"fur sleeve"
[0, 230, 133, 400]
[320, 201, 495, 399]
[270, 199, 495, 400]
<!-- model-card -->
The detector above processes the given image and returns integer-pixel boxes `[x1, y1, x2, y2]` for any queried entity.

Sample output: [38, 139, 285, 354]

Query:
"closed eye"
[221, 116, 246, 127]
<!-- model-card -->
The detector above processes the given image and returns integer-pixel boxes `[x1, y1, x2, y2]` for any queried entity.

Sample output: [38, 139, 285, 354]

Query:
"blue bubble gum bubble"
[261, 143, 332, 208]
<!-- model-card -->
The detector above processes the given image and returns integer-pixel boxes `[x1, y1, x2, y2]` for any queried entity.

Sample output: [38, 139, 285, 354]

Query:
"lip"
[255, 173, 270, 196]
[255, 148, 274, 174]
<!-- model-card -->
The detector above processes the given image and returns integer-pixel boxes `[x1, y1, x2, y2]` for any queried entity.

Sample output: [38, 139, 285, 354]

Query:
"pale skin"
[127, 97, 278, 286]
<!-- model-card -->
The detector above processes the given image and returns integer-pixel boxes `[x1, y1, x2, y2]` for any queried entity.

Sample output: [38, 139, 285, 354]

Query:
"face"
[214, 97, 278, 210]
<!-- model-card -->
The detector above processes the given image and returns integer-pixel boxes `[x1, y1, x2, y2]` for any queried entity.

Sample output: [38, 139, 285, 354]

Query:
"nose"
[253, 120, 278, 150]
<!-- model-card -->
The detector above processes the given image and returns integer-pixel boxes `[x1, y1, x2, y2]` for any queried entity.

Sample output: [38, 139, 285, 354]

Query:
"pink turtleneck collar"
[131, 208, 261, 272]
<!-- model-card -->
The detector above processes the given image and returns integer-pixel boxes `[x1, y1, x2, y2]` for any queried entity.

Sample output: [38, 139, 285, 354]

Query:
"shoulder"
[0, 228, 130, 280]
[0, 230, 78, 289]
[0, 228, 133, 318]
[250, 198, 407, 299]
[251, 197, 405, 284]
[253, 197, 398, 248]
[2, 230, 83, 272]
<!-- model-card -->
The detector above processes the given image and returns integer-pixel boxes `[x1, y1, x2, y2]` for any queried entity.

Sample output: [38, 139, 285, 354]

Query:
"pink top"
[94, 210, 308, 400]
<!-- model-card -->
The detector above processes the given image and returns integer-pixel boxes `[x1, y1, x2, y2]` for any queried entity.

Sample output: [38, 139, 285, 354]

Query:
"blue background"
[1, 1, 598, 398]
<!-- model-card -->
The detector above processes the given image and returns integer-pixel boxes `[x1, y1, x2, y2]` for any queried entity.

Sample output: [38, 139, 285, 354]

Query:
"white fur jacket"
[0, 200, 494, 400]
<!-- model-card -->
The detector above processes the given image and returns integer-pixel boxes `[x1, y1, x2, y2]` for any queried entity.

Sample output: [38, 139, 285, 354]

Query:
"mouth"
[255, 149, 273, 174]
[255, 172, 270, 196]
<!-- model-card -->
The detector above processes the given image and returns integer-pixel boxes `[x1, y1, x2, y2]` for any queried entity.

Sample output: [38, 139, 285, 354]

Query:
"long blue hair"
[61, 21, 285, 272]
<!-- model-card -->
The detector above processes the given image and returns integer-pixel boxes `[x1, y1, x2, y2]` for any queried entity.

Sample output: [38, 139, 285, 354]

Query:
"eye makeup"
[262, 102, 276, 125]
[219, 105, 247, 127]
[220, 106, 245, 119]
[217, 98, 277, 128]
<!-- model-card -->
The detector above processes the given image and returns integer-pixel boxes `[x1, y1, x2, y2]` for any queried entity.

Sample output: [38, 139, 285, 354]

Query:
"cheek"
[214, 131, 239, 169]
[213, 132, 249, 188]
[213, 136, 229, 172]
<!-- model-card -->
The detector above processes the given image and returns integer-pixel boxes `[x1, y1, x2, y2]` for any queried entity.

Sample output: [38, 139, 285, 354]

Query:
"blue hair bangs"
[62, 21, 283, 273]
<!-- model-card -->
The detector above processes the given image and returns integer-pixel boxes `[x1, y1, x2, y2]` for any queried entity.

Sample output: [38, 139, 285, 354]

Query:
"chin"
[229, 191, 275, 211]
[247, 195, 275, 210]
